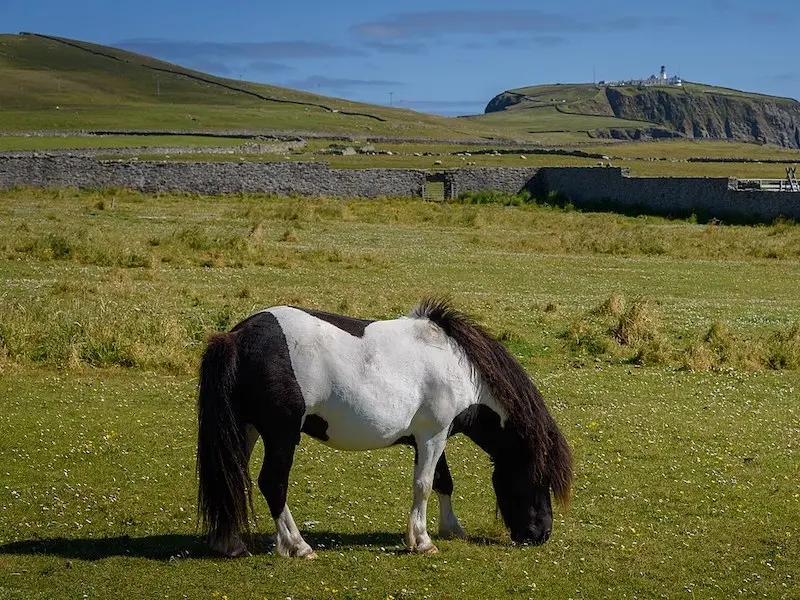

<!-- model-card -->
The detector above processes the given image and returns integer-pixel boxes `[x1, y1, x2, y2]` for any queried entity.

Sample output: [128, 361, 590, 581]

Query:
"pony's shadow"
[0, 531, 407, 561]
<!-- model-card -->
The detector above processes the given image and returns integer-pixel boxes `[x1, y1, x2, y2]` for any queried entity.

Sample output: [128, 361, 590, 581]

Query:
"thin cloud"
[116, 39, 364, 61]
[352, 10, 683, 40]
[749, 11, 786, 25]
[352, 10, 588, 39]
[498, 36, 569, 48]
[363, 40, 426, 55]
[772, 72, 799, 83]
[289, 74, 402, 92]
[248, 61, 292, 75]
[604, 16, 683, 31]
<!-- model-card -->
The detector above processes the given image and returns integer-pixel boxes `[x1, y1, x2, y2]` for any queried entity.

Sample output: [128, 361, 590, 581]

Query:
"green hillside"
[4, 33, 798, 146]
[0, 33, 508, 139]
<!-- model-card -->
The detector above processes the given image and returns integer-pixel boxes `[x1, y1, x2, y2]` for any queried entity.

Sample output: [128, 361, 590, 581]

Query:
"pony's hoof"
[292, 544, 317, 559]
[412, 543, 439, 555]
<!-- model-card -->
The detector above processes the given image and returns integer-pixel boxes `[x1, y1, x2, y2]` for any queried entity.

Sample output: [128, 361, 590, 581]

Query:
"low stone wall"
[0, 156, 425, 198]
[2, 156, 798, 222]
[444, 167, 540, 197]
[532, 167, 800, 222]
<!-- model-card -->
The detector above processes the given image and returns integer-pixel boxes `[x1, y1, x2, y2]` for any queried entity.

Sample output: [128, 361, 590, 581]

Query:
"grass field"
[3, 134, 797, 179]
[1, 190, 798, 599]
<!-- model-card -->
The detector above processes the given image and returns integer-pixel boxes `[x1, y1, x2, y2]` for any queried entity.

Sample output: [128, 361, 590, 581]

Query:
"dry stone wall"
[1, 155, 798, 222]
[443, 167, 540, 198]
[0, 156, 424, 198]
[532, 167, 800, 222]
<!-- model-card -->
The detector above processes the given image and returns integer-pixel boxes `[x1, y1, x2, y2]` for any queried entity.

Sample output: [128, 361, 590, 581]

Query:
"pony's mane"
[411, 298, 573, 505]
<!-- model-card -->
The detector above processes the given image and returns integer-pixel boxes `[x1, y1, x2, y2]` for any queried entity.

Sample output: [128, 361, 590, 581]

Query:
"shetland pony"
[197, 299, 572, 557]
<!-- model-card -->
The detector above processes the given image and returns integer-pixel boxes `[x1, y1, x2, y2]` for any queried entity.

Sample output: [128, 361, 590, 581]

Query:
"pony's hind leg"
[258, 434, 316, 559]
[433, 451, 466, 540]
[406, 432, 448, 553]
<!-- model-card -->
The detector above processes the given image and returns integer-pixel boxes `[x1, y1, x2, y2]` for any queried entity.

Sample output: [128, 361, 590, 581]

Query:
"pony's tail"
[197, 332, 252, 546]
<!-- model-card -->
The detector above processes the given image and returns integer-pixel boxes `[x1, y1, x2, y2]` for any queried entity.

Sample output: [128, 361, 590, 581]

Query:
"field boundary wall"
[1, 156, 798, 222]
[0, 155, 425, 198]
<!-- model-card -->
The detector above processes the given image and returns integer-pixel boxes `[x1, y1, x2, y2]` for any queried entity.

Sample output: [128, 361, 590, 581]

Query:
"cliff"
[485, 84, 800, 148]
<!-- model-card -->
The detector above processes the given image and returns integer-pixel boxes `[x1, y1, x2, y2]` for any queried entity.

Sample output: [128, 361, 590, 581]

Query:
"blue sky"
[2, 0, 799, 115]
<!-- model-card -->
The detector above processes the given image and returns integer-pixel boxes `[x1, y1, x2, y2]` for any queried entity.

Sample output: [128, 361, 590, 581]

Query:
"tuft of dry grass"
[612, 298, 662, 347]
[563, 296, 800, 371]
[564, 295, 673, 365]
[765, 324, 800, 369]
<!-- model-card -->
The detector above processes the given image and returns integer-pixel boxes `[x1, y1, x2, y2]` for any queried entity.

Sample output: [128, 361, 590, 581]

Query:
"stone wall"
[443, 167, 540, 197]
[0, 156, 425, 198]
[2, 155, 798, 222]
[531, 167, 800, 222]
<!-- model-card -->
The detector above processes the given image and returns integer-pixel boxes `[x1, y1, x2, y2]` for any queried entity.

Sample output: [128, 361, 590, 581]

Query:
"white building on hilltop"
[600, 66, 682, 88]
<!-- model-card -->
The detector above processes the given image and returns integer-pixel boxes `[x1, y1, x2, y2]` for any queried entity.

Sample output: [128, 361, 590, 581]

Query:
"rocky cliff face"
[603, 87, 800, 148]
[485, 85, 800, 148]
[484, 91, 526, 114]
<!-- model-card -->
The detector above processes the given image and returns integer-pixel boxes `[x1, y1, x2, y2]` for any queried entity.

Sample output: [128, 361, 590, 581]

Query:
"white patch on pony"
[274, 505, 316, 559]
[269, 306, 482, 451]
[262, 306, 512, 555]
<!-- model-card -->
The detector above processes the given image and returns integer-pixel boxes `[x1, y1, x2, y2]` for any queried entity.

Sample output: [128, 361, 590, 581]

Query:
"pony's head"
[490, 421, 572, 545]
[493, 462, 552, 544]
[411, 298, 574, 545]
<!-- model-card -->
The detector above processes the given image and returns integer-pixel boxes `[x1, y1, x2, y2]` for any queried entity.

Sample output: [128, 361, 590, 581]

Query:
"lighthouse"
[660, 65, 667, 82]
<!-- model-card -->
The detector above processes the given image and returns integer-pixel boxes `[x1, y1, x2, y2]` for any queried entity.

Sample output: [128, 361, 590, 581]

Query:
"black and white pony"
[197, 299, 573, 558]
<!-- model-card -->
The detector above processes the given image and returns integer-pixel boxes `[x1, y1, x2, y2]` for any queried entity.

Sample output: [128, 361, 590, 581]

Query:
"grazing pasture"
[0, 189, 798, 599]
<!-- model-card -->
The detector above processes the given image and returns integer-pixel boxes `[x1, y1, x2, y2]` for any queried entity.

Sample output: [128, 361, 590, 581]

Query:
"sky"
[2, 0, 799, 116]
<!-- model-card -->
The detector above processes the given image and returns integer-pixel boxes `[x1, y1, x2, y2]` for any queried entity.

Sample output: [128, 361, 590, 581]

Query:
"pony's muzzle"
[511, 526, 552, 545]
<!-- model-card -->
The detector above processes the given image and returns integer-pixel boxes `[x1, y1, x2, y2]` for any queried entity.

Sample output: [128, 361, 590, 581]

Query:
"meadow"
[3, 135, 798, 179]
[0, 189, 798, 599]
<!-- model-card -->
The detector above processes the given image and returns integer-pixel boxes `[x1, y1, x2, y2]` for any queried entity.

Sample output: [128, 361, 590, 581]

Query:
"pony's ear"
[549, 427, 574, 508]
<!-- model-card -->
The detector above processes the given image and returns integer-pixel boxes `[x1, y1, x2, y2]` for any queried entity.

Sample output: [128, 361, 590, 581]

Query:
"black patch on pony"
[302, 415, 330, 441]
[297, 308, 373, 338]
[197, 309, 310, 548]
[412, 298, 573, 506]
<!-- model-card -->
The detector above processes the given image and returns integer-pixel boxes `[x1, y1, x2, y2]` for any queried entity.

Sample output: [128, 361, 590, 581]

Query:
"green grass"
[582, 139, 800, 161]
[8, 134, 793, 178]
[464, 106, 648, 134]
[1, 189, 799, 598]
[0, 135, 256, 151]
[508, 83, 603, 104]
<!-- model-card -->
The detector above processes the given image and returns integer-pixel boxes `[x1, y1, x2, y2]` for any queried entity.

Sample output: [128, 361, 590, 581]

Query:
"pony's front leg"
[258, 437, 316, 559]
[406, 432, 448, 553]
[433, 452, 466, 540]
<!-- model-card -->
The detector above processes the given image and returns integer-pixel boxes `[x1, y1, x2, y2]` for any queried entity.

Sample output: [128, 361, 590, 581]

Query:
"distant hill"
[6, 32, 799, 147]
[484, 83, 800, 148]
[0, 32, 507, 140]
